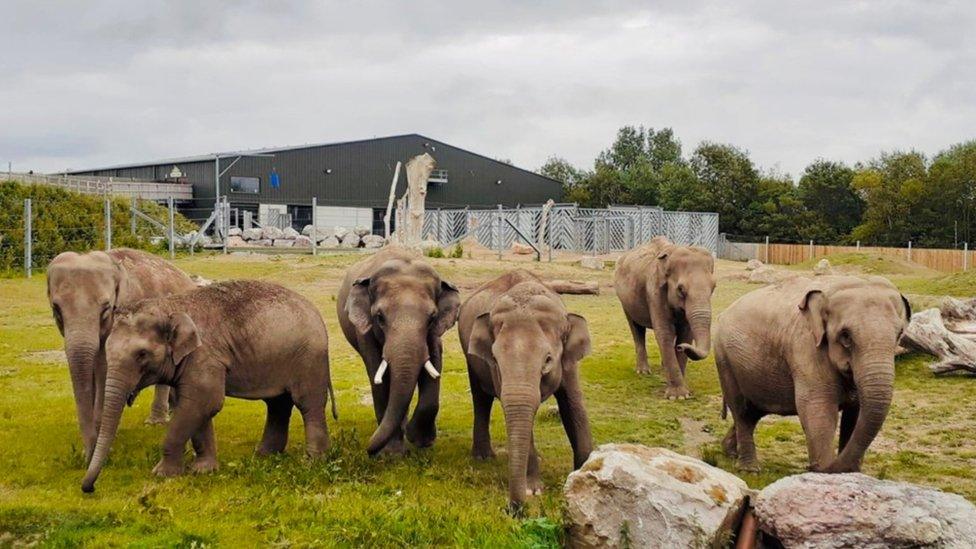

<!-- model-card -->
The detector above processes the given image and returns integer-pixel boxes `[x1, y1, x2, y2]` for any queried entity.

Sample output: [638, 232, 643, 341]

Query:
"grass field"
[1, 251, 974, 546]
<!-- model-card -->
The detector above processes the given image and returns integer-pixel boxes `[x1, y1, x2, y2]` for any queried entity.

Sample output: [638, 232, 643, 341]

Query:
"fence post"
[312, 197, 318, 257]
[496, 204, 503, 260]
[104, 199, 112, 251]
[24, 199, 31, 278]
[168, 197, 175, 260]
[809, 239, 813, 260]
[130, 197, 137, 235]
[965, 242, 969, 271]
[856, 240, 860, 250]
[907, 240, 912, 262]
[765, 235, 770, 263]
[437, 208, 442, 243]
[547, 209, 553, 262]
[222, 197, 229, 255]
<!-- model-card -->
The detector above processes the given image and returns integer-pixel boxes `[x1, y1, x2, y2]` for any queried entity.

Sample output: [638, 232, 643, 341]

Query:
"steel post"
[312, 197, 318, 256]
[24, 199, 31, 278]
[130, 197, 137, 235]
[104, 199, 112, 250]
[168, 196, 175, 260]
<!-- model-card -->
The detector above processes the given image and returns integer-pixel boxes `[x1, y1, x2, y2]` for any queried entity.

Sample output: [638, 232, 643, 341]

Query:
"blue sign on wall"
[270, 170, 280, 189]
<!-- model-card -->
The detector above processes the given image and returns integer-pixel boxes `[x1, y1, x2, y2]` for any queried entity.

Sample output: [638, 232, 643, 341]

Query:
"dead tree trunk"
[404, 153, 435, 247]
[901, 307, 976, 375]
[545, 279, 599, 295]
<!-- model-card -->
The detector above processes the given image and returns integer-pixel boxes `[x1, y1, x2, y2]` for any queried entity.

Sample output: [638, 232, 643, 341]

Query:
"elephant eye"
[545, 353, 553, 364]
[375, 312, 386, 326]
[838, 329, 853, 349]
[676, 284, 687, 298]
[137, 349, 149, 361]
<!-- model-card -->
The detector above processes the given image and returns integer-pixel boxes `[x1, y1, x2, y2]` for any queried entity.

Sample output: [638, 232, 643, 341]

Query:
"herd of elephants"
[45, 237, 910, 510]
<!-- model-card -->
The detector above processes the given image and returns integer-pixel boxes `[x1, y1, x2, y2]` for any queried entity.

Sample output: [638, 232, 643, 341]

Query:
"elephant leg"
[731, 404, 762, 472]
[677, 321, 692, 376]
[154, 390, 219, 477]
[555, 372, 593, 469]
[362, 339, 406, 455]
[469, 369, 496, 460]
[256, 394, 293, 456]
[146, 385, 171, 425]
[406, 344, 441, 449]
[796, 393, 840, 472]
[294, 391, 330, 458]
[93, 348, 107, 435]
[652, 326, 690, 399]
[626, 317, 651, 375]
[839, 404, 859, 452]
[189, 418, 218, 474]
[524, 432, 543, 496]
[722, 425, 738, 458]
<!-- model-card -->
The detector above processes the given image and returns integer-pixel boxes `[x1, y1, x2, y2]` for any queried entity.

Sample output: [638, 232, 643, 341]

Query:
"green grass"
[792, 252, 934, 276]
[1, 253, 974, 546]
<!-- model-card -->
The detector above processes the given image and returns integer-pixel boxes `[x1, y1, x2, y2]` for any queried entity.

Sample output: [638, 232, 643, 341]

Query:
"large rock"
[338, 235, 360, 248]
[334, 226, 350, 241]
[353, 225, 371, 237]
[293, 235, 313, 247]
[814, 258, 832, 276]
[227, 227, 242, 237]
[755, 473, 976, 548]
[746, 258, 764, 271]
[242, 228, 263, 241]
[272, 239, 294, 248]
[226, 235, 247, 248]
[512, 242, 535, 255]
[419, 239, 441, 252]
[362, 234, 386, 249]
[748, 266, 789, 285]
[301, 224, 314, 236]
[565, 444, 752, 548]
[282, 227, 301, 239]
[320, 236, 340, 247]
[261, 226, 284, 240]
[251, 239, 272, 247]
[579, 257, 605, 270]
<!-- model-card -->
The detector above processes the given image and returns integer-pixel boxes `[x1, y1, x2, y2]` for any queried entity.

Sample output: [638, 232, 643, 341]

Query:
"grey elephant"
[614, 236, 715, 399]
[47, 248, 197, 460]
[337, 246, 460, 455]
[459, 270, 592, 511]
[81, 280, 336, 492]
[714, 275, 910, 473]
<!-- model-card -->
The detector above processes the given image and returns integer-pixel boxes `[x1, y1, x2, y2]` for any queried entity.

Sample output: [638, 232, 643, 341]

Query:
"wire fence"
[420, 204, 719, 256]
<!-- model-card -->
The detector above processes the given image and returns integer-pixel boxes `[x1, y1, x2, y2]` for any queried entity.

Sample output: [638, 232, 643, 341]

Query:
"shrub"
[424, 246, 445, 258]
[448, 243, 464, 258]
[0, 180, 197, 274]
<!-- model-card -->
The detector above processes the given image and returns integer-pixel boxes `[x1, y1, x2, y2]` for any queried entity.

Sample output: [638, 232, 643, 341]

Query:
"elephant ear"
[433, 280, 461, 336]
[900, 294, 912, 323]
[467, 313, 495, 365]
[168, 312, 201, 365]
[346, 277, 373, 335]
[563, 313, 592, 367]
[798, 289, 827, 346]
[111, 257, 129, 308]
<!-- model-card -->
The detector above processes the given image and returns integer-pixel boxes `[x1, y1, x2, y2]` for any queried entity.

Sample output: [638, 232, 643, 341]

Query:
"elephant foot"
[722, 437, 738, 458]
[189, 457, 219, 474]
[665, 385, 692, 400]
[144, 414, 169, 425]
[506, 501, 527, 518]
[255, 445, 286, 457]
[378, 438, 407, 456]
[635, 363, 651, 375]
[152, 459, 183, 477]
[405, 423, 437, 449]
[736, 458, 761, 473]
[472, 446, 496, 460]
[525, 478, 543, 497]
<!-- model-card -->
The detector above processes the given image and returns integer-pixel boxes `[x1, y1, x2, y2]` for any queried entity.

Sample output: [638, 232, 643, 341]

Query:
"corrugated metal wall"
[74, 134, 563, 211]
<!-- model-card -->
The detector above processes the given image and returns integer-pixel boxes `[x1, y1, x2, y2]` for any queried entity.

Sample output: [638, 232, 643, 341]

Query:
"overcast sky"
[2, 1, 974, 178]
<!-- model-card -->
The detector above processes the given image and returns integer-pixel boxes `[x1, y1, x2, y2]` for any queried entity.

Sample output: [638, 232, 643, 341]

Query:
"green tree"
[689, 142, 760, 234]
[850, 151, 928, 246]
[538, 156, 583, 187]
[797, 159, 862, 241]
[647, 127, 683, 171]
[927, 141, 976, 246]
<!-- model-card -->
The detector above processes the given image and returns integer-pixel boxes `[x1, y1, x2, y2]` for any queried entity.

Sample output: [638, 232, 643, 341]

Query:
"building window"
[230, 176, 260, 194]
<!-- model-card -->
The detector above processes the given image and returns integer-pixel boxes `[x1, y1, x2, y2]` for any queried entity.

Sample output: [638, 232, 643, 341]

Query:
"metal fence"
[420, 204, 719, 255]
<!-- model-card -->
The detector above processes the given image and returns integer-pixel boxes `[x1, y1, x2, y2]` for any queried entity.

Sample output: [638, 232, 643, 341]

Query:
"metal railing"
[3, 172, 193, 201]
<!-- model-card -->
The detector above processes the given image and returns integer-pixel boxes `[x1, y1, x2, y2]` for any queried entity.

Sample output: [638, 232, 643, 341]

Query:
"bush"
[448, 243, 464, 258]
[424, 246, 445, 258]
[0, 180, 197, 274]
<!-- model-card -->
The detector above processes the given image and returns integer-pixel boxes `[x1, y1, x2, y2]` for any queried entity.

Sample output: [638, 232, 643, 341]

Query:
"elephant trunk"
[501, 384, 541, 511]
[678, 302, 712, 361]
[366, 330, 426, 455]
[64, 323, 101, 460]
[829, 353, 894, 472]
[81, 375, 132, 492]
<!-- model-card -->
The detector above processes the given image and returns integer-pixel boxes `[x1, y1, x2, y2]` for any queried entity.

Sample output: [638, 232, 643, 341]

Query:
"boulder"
[261, 226, 284, 240]
[362, 234, 386, 249]
[755, 473, 976, 548]
[419, 239, 441, 252]
[512, 242, 535, 255]
[301, 224, 314, 236]
[748, 266, 788, 285]
[814, 258, 832, 275]
[272, 239, 294, 248]
[282, 227, 301, 239]
[338, 236, 360, 248]
[242, 228, 263, 241]
[251, 239, 272, 247]
[309, 226, 333, 242]
[565, 444, 752, 548]
[293, 235, 313, 247]
[321, 236, 340, 247]
[227, 227, 242, 237]
[579, 257, 605, 270]
[226, 235, 247, 248]
[334, 226, 350, 240]
[353, 225, 371, 237]
[746, 258, 764, 271]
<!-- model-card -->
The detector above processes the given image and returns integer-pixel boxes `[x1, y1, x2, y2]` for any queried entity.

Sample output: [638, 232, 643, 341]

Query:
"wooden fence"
[740, 242, 972, 273]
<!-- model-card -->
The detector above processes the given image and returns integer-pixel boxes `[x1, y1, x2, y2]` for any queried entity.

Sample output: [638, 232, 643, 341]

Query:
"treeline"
[540, 126, 976, 248]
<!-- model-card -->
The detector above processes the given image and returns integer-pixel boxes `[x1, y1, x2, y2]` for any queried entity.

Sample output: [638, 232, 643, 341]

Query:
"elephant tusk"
[424, 360, 440, 379]
[373, 360, 388, 385]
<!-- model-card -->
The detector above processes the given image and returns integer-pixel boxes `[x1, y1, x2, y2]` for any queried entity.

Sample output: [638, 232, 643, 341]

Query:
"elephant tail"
[721, 397, 728, 420]
[328, 381, 338, 420]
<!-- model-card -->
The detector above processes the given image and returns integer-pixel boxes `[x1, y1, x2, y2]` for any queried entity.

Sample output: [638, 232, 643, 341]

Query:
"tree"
[797, 160, 862, 241]
[927, 141, 976, 246]
[658, 163, 702, 212]
[647, 127, 683, 171]
[689, 142, 760, 234]
[850, 151, 928, 246]
[539, 156, 583, 187]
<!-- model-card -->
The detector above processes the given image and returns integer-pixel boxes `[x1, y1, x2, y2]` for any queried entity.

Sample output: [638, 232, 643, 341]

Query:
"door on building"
[288, 205, 312, 232]
[372, 208, 393, 235]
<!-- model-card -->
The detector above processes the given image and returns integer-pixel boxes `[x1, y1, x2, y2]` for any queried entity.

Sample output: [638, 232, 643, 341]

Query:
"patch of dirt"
[679, 417, 713, 458]
[657, 460, 705, 483]
[21, 350, 66, 365]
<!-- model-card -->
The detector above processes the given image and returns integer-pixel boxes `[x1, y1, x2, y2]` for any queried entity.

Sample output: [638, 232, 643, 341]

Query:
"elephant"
[713, 275, 911, 473]
[458, 269, 592, 511]
[47, 248, 197, 461]
[614, 236, 715, 399]
[337, 246, 460, 456]
[81, 280, 336, 492]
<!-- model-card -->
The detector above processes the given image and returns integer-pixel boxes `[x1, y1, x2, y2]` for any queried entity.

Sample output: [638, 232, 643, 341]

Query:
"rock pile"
[229, 225, 382, 248]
